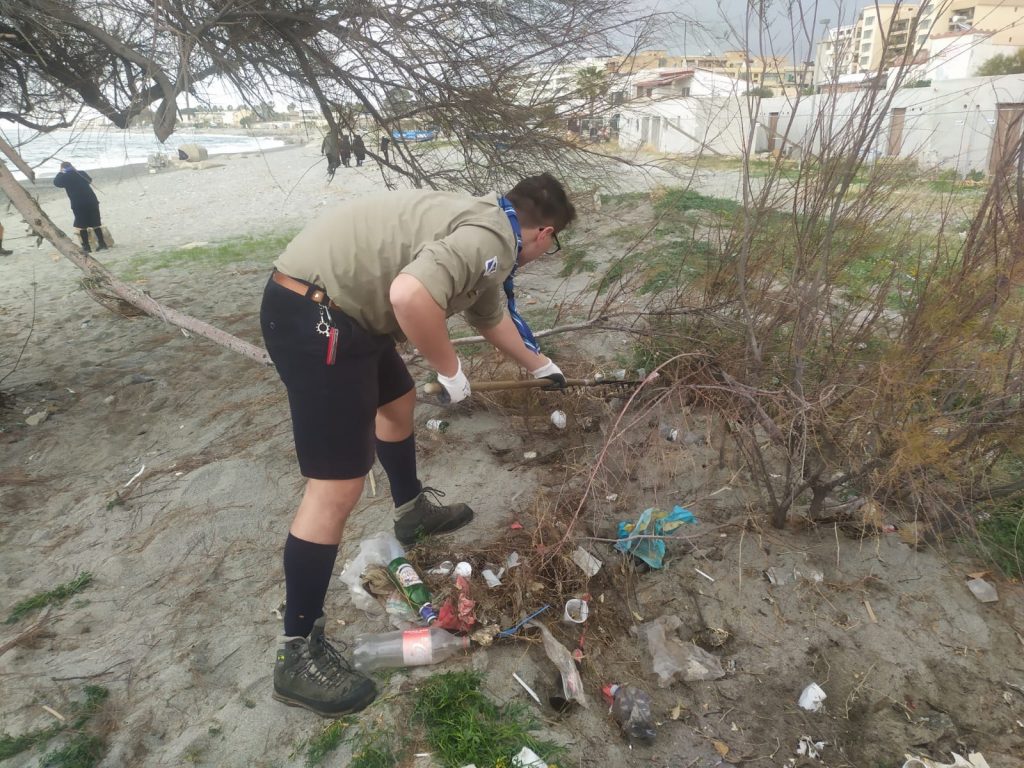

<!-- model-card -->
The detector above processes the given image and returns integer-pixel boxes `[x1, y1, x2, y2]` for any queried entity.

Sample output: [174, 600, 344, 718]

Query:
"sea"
[1, 122, 287, 181]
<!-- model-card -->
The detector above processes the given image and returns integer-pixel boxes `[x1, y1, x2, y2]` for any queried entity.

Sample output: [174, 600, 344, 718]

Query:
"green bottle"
[387, 557, 438, 624]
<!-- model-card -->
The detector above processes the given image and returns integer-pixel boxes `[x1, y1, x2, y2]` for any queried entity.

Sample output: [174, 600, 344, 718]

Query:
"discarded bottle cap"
[453, 561, 473, 578]
[550, 410, 567, 429]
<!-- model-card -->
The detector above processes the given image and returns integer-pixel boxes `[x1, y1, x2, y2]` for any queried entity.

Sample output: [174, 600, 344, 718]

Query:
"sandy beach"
[2, 142, 1023, 768]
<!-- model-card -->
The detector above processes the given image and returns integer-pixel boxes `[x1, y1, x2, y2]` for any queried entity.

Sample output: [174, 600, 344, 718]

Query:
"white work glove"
[436, 359, 471, 403]
[530, 359, 567, 390]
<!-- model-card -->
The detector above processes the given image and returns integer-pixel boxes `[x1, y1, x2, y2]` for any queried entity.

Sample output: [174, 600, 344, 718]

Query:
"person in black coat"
[379, 136, 390, 163]
[351, 135, 366, 166]
[339, 135, 352, 167]
[53, 162, 108, 251]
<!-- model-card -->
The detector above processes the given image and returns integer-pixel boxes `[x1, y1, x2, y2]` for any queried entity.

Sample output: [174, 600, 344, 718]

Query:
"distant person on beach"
[321, 131, 341, 180]
[260, 174, 575, 718]
[351, 135, 366, 166]
[0, 221, 11, 255]
[339, 134, 352, 167]
[379, 136, 390, 163]
[53, 162, 109, 252]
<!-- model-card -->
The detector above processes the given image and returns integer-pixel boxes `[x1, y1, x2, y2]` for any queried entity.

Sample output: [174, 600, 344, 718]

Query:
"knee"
[302, 477, 364, 516]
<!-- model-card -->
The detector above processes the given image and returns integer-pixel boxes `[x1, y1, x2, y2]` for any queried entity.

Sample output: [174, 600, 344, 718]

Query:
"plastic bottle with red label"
[352, 627, 470, 671]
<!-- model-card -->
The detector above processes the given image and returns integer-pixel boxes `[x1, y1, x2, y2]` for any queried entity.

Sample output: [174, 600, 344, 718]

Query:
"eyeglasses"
[545, 232, 561, 256]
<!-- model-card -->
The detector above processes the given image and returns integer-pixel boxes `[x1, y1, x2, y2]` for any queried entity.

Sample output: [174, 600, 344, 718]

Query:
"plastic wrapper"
[338, 532, 405, 613]
[640, 615, 724, 687]
[528, 622, 588, 708]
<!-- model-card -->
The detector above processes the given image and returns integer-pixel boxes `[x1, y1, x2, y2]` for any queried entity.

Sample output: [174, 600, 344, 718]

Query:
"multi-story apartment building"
[815, 1, 1023, 83]
[918, 0, 1024, 44]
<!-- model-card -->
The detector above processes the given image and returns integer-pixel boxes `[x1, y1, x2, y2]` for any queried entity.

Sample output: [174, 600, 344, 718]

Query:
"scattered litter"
[510, 521, 524, 530]
[523, 451, 538, 460]
[25, 411, 48, 426]
[562, 598, 589, 624]
[658, 422, 680, 442]
[512, 746, 548, 768]
[497, 604, 550, 639]
[765, 565, 825, 586]
[864, 599, 878, 623]
[271, 600, 285, 620]
[453, 561, 473, 578]
[469, 624, 501, 647]
[798, 682, 827, 712]
[426, 418, 450, 433]
[437, 575, 476, 633]
[571, 546, 603, 577]
[124, 464, 145, 488]
[695, 568, 715, 583]
[428, 561, 454, 576]
[966, 577, 998, 603]
[639, 615, 725, 687]
[606, 493, 619, 502]
[512, 672, 541, 704]
[505, 552, 521, 570]
[670, 701, 687, 720]
[614, 506, 698, 569]
[339, 532, 406, 614]
[796, 736, 827, 759]
[528, 621, 588, 707]
[902, 753, 990, 768]
[353, 626, 470, 671]
[41, 705, 66, 723]
[482, 569, 502, 588]
[712, 740, 730, 757]
[603, 683, 656, 744]
[549, 410, 567, 429]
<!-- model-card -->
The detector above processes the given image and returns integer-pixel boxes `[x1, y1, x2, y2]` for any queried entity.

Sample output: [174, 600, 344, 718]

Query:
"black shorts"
[260, 276, 414, 480]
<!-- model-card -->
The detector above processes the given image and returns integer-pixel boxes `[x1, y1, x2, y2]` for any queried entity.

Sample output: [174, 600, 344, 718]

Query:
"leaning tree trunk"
[0, 158, 271, 366]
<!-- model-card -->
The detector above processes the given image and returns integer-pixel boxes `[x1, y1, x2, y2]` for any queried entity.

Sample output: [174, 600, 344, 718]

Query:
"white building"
[618, 69, 752, 154]
[923, 30, 1022, 79]
[754, 73, 1024, 175]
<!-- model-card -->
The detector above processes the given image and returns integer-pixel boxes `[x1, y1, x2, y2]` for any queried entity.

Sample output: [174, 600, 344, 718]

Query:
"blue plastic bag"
[614, 506, 697, 569]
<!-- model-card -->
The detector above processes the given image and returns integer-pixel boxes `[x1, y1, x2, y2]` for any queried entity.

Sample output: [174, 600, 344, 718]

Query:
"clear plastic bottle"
[352, 627, 470, 671]
[425, 418, 450, 433]
[602, 684, 656, 744]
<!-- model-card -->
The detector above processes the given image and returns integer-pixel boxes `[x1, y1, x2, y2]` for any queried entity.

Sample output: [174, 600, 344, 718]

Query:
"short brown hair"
[506, 173, 576, 232]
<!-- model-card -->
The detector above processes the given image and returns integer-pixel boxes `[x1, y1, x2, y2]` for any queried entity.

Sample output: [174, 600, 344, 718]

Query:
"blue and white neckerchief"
[498, 195, 540, 353]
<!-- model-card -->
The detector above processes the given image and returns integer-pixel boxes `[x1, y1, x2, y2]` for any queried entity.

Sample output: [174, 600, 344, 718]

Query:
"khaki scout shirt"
[274, 190, 517, 336]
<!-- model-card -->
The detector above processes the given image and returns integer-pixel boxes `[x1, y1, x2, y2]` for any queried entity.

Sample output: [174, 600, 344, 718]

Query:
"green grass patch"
[977, 510, 1024, 579]
[305, 718, 354, 767]
[42, 733, 106, 768]
[654, 188, 740, 218]
[121, 230, 297, 278]
[559, 248, 597, 277]
[349, 729, 402, 768]
[0, 686, 109, 763]
[413, 670, 563, 768]
[6, 572, 94, 624]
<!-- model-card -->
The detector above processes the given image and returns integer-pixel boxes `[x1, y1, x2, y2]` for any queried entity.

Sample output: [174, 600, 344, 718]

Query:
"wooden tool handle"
[423, 378, 588, 395]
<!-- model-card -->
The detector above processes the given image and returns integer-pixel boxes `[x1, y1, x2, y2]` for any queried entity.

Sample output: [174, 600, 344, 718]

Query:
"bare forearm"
[390, 274, 459, 376]
[479, 314, 549, 371]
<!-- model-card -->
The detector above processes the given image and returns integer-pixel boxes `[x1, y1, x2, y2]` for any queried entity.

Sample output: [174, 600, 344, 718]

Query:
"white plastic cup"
[562, 598, 589, 625]
[453, 561, 473, 579]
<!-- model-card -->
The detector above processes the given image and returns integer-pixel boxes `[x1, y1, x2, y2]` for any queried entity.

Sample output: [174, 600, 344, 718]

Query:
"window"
[860, 55, 870, 65]
[862, 42, 872, 51]
[863, 29, 873, 38]
[917, 33, 928, 45]
[864, 15, 874, 25]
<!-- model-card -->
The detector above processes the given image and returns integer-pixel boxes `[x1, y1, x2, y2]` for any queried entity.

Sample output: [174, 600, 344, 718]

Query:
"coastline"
[4, 139, 388, 255]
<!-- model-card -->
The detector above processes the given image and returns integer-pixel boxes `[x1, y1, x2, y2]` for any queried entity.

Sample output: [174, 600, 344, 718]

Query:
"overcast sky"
[642, 0, 859, 63]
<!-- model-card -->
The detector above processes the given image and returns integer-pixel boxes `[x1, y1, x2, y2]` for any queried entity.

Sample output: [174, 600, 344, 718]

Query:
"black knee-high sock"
[283, 533, 339, 637]
[375, 434, 421, 507]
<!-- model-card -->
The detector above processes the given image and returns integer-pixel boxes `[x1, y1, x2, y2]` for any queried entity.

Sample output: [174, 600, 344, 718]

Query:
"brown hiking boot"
[273, 617, 376, 717]
[394, 487, 474, 546]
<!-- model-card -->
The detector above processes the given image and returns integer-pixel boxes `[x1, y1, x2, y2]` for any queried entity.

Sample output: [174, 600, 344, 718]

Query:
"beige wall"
[920, 0, 1024, 45]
